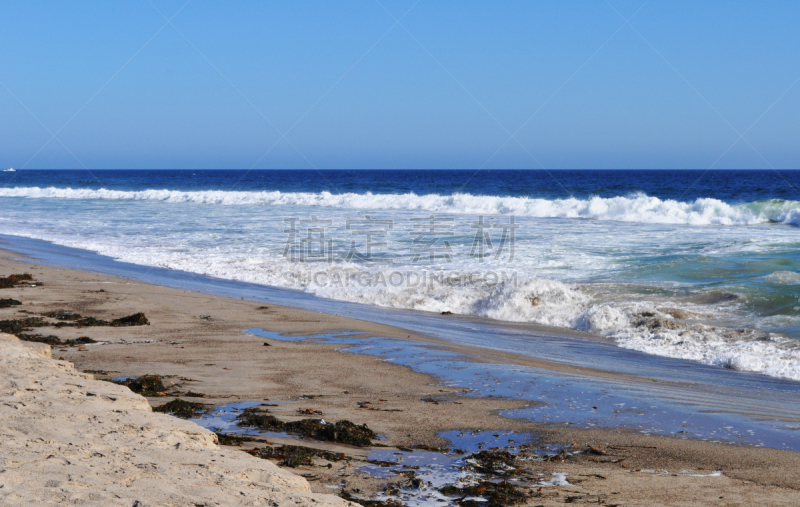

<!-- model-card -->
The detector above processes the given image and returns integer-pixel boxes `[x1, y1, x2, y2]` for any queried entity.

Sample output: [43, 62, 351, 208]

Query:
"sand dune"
[0, 333, 351, 506]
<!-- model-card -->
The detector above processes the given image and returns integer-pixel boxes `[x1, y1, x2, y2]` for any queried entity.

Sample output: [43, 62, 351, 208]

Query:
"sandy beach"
[2, 247, 800, 506]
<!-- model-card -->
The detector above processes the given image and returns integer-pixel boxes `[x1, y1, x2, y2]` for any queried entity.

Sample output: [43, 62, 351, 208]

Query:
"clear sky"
[1, 0, 798, 169]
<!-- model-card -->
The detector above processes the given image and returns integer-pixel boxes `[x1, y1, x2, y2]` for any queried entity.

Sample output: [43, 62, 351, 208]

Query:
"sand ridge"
[0, 332, 351, 506]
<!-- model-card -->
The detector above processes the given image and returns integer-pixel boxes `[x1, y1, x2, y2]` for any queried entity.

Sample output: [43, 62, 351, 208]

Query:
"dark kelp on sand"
[339, 490, 403, 507]
[43, 310, 150, 328]
[0, 310, 149, 345]
[0, 273, 35, 289]
[439, 480, 528, 507]
[235, 406, 376, 446]
[153, 398, 211, 418]
[246, 444, 347, 468]
[113, 375, 168, 397]
[0, 298, 22, 308]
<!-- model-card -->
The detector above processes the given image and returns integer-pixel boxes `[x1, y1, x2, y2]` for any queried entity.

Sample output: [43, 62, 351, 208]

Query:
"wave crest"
[2, 187, 799, 226]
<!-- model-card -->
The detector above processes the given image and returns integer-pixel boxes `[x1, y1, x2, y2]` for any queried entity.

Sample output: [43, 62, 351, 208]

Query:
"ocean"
[2, 169, 799, 380]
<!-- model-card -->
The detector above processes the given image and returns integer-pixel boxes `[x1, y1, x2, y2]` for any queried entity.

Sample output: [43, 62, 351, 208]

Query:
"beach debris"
[465, 449, 521, 477]
[0, 273, 35, 289]
[216, 432, 255, 446]
[41, 310, 150, 328]
[541, 450, 572, 462]
[15, 331, 97, 347]
[111, 312, 150, 326]
[42, 310, 82, 321]
[246, 444, 347, 468]
[298, 408, 323, 415]
[113, 375, 167, 397]
[183, 391, 206, 398]
[16, 333, 62, 346]
[154, 398, 211, 418]
[440, 480, 527, 506]
[587, 446, 607, 455]
[0, 316, 48, 335]
[394, 470, 423, 489]
[339, 490, 403, 507]
[0, 298, 22, 308]
[235, 407, 376, 446]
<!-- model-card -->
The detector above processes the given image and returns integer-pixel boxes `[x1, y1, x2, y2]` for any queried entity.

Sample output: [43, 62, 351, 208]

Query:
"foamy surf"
[14, 223, 799, 381]
[1, 186, 800, 226]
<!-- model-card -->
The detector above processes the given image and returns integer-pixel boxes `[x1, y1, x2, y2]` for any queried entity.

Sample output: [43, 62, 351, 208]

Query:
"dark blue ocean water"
[3, 169, 800, 203]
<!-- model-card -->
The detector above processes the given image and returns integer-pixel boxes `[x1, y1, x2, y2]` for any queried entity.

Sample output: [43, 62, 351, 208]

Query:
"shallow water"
[247, 329, 800, 450]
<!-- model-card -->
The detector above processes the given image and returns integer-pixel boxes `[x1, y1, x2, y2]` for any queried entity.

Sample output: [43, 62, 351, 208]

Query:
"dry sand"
[0, 332, 351, 506]
[1, 249, 800, 505]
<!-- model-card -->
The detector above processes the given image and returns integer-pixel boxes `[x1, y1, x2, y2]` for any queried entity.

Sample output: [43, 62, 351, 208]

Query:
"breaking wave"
[1, 186, 800, 226]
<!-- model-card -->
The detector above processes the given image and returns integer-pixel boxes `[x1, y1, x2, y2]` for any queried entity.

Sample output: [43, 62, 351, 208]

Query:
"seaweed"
[465, 450, 520, 477]
[154, 398, 210, 418]
[393, 471, 423, 490]
[0, 298, 21, 308]
[339, 490, 404, 507]
[439, 481, 527, 507]
[42, 310, 82, 321]
[44, 311, 150, 328]
[0, 274, 33, 289]
[216, 432, 251, 446]
[114, 375, 167, 396]
[16, 333, 96, 346]
[235, 407, 376, 446]
[297, 419, 375, 447]
[17, 333, 62, 346]
[68, 336, 96, 345]
[111, 312, 150, 327]
[0, 317, 48, 335]
[246, 444, 346, 467]
[235, 407, 284, 429]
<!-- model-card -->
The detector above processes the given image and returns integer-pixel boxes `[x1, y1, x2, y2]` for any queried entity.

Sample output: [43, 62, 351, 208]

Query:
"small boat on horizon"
[3, 167, 15, 172]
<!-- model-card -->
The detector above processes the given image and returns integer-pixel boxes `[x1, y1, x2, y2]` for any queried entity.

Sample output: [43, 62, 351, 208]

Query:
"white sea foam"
[2, 186, 800, 226]
[763, 271, 800, 284]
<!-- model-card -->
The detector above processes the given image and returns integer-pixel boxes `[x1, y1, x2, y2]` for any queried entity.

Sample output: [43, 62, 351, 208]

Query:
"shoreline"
[2, 246, 800, 504]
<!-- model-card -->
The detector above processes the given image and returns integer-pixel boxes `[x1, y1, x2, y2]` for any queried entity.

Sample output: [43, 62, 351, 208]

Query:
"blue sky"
[1, 0, 798, 169]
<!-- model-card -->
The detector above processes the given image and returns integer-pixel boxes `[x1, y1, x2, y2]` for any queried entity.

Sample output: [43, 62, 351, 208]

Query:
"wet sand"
[2, 248, 799, 505]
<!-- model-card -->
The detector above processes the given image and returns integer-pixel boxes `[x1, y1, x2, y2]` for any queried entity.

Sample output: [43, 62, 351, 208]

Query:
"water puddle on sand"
[191, 392, 726, 505]
[192, 401, 299, 440]
[191, 403, 571, 506]
[245, 328, 800, 450]
[355, 431, 569, 506]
